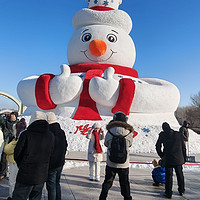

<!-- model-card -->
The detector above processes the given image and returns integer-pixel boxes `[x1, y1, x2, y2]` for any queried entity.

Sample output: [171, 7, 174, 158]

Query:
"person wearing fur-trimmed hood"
[99, 112, 134, 200]
[86, 122, 105, 182]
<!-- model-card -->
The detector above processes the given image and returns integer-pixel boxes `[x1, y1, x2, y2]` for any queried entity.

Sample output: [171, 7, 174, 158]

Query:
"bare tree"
[190, 91, 200, 107]
[186, 107, 200, 128]
[175, 90, 200, 128]
[175, 106, 192, 126]
[175, 106, 200, 128]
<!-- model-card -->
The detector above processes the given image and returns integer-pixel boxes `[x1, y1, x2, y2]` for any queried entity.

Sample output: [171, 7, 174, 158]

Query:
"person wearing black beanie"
[99, 112, 134, 200]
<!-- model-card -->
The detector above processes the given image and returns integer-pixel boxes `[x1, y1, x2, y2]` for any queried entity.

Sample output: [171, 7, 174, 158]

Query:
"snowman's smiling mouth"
[81, 49, 116, 62]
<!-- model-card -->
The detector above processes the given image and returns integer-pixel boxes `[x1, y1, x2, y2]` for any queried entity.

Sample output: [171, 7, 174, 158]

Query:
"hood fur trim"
[106, 121, 134, 132]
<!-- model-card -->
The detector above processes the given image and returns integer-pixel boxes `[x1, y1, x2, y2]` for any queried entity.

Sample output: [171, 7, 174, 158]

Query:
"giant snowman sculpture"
[17, 0, 183, 152]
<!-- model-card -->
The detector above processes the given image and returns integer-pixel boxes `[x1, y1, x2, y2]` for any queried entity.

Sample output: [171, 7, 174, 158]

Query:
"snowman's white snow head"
[67, 0, 136, 68]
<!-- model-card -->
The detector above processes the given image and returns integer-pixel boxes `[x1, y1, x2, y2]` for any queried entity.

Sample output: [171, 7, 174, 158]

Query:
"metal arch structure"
[0, 91, 26, 116]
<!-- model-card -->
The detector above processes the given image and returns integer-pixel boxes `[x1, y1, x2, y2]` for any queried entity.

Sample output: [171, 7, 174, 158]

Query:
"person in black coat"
[12, 111, 55, 200]
[179, 120, 190, 142]
[46, 112, 68, 200]
[156, 122, 186, 199]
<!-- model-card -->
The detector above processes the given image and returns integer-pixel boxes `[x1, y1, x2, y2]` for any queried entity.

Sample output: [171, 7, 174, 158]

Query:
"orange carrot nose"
[89, 39, 107, 57]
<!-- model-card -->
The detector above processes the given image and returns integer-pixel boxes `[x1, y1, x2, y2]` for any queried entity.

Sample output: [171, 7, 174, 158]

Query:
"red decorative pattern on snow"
[35, 74, 57, 110]
[133, 131, 138, 138]
[112, 78, 135, 115]
[72, 69, 103, 120]
[74, 124, 92, 135]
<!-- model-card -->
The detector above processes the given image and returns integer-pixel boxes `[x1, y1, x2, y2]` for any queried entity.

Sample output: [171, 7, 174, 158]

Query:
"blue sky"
[0, 0, 200, 110]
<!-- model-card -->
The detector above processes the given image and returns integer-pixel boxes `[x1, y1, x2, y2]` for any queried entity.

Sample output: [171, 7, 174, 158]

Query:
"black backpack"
[108, 130, 130, 164]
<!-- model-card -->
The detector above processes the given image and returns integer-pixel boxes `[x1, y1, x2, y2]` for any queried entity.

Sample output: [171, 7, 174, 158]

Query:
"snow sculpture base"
[21, 108, 200, 154]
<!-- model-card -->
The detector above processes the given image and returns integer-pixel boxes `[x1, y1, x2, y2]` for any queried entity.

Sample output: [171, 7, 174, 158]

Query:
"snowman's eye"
[107, 34, 117, 43]
[81, 33, 92, 42]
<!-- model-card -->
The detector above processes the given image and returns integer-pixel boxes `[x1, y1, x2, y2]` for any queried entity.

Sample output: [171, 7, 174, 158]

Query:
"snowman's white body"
[17, 6, 180, 126]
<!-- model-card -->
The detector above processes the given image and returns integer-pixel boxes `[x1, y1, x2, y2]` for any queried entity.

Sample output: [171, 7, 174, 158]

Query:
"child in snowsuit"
[152, 159, 165, 186]
[86, 122, 105, 182]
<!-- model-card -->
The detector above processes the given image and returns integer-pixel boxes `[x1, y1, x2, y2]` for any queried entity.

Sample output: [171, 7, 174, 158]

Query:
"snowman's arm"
[89, 68, 180, 114]
[17, 76, 39, 108]
[17, 74, 58, 110]
[35, 73, 57, 110]
[49, 64, 83, 105]
[89, 67, 135, 115]
[130, 78, 180, 113]
[17, 64, 83, 110]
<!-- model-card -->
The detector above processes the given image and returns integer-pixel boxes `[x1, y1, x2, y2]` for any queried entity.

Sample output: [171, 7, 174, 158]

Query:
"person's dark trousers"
[99, 165, 132, 200]
[165, 165, 185, 197]
[46, 166, 63, 200]
[175, 165, 185, 194]
[0, 152, 8, 177]
[12, 182, 44, 200]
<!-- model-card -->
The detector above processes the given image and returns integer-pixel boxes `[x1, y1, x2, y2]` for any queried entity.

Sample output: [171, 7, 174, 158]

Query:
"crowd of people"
[0, 111, 68, 200]
[0, 110, 190, 200]
[87, 113, 189, 200]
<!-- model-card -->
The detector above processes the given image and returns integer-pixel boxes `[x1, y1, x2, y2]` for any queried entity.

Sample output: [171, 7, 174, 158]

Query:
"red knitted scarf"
[93, 130, 102, 153]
